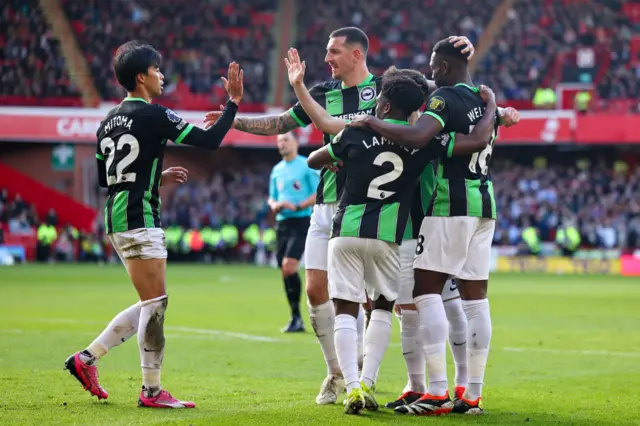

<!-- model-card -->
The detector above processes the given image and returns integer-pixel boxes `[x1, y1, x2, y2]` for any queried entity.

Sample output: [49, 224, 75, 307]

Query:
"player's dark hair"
[433, 37, 470, 62]
[380, 75, 424, 117]
[329, 27, 369, 54]
[113, 41, 162, 92]
[383, 66, 430, 102]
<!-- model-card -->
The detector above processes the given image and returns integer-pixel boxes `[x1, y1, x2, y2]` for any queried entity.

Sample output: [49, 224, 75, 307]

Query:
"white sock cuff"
[370, 309, 393, 325]
[462, 299, 489, 308]
[414, 294, 442, 308]
[140, 294, 168, 307]
[308, 300, 332, 313]
[334, 314, 357, 331]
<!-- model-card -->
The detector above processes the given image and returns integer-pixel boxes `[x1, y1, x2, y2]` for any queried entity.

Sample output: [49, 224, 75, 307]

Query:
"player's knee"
[281, 258, 299, 277]
[305, 270, 329, 306]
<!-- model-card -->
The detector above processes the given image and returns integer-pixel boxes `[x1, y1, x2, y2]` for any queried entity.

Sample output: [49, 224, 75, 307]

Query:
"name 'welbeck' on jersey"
[360, 134, 420, 156]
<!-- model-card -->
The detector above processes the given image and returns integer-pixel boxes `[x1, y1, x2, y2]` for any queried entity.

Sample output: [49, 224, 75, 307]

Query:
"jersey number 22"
[100, 134, 140, 186]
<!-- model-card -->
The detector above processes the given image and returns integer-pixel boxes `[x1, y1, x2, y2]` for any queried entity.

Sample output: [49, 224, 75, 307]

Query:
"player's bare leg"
[451, 279, 490, 415]
[306, 268, 344, 404]
[396, 269, 452, 416]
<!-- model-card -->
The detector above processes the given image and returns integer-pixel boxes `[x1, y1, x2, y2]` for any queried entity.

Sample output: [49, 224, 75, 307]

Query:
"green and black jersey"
[403, 162, 436, 241]
[423, 84, 499, 219]
[95, 98, 238, 234]
[287, 74, 382, 204]
[327, 120, 452, 245]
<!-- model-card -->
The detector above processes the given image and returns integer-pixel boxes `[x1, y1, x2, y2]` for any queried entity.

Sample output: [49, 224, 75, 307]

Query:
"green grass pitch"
[0, 264, 639, 425]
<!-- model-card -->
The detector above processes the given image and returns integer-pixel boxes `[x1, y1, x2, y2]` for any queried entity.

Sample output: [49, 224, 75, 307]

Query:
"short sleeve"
[151, 105, 194, 144]
[423, 88, 454, 129]
[326, 129, 350, 161]
[287, 83, 326, 128]
[269, 170, 278, 200]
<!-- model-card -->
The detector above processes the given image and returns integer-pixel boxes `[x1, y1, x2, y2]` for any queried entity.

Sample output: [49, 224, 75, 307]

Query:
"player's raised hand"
[161, 167, 188, 186]
[285, 48, 306, 86]
[500, 106, 520, 127]
[222, 61, 243, 105]
[449, 35, 475, 59]
[478, 85, 496, 106]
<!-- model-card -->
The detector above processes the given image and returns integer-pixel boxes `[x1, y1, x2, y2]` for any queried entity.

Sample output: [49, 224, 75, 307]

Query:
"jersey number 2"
[100, 134, 140, 186]
[367, 152, 403, 200]
[467, 125, 496, 175]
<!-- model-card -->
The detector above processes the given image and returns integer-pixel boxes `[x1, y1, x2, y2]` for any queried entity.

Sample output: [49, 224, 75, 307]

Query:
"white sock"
[308, 300, 341, 376]
[415, 294, 449, 397]
[81, 302, 141, 364]
[444, 297, 468, 388]
[138, 295, 168, 397]
[361, 309, 392, 388]
[462, 299, 492, 400]
[400, 310, 426, 393]
[334, 314, 360, 393]
[356, 305, 365, 367]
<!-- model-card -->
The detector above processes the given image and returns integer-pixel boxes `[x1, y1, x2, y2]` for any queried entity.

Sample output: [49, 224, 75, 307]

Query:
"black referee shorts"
[276, 217, 310, 267]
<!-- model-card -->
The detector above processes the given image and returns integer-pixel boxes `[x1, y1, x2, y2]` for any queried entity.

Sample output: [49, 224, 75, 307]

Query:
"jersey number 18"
[467, 125, 496, 176]
[100, 134, 140, 186]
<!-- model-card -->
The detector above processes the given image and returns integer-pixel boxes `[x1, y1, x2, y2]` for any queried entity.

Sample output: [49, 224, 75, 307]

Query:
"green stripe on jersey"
[466, 179, 483, 216]
[143, 158, 159, 227]
[325, 90, 343, 116]
[339, 204, 366, 237]
[174, 124, 194, 145]
[96, 153, 104, 160]
[111, 191, 129, 233]
[378, 202, 399, 242]
[322, 170, 337, 203]
[488, 180, 496, 218]
[289, 109, 306, 127]
[432, 176, 450, 217]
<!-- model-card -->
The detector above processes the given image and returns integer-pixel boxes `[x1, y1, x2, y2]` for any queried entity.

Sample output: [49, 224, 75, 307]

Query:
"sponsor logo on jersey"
[428, 96, 446, 112]
[165, 108, 182, 123]
[360, 86, 375, 102]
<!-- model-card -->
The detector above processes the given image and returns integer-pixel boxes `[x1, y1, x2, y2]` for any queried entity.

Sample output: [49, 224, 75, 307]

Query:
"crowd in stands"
[294, 0, 501, 96]
[62, 0, 276, 110]
[3, 150, 640, 263]
[3, 0, 639, 112]
[0, 0, 80, 105]
[492, 156, 640, 251]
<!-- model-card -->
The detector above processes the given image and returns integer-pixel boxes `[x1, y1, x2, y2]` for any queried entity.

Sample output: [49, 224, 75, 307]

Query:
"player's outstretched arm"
[286, 48, 346, 135]
[451, 85, 498, 155]
[181, 62, 243, 149]
[348, 113, 442, 150]
[203, 109, 299, 136]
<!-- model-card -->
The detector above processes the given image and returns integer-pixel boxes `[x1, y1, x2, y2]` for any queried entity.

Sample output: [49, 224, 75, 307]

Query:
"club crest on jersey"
[428, 96, 446, 112]
[360, 86, 375, 102]
[166, 108, 182, 123]
[293, 180, 301, 190]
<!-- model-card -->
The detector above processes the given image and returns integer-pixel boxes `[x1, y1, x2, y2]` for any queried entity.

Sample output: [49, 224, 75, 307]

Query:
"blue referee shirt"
[269, 155, 319, 221]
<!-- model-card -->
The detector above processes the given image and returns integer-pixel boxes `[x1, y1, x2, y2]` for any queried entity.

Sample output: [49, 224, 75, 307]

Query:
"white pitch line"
[503, 346, 640, 358]
[28, 318, 284, 343]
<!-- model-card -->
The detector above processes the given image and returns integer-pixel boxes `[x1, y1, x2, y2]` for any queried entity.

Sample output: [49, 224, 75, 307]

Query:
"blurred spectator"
[62, 0, 276, 107]
[0, 0, 79, 103]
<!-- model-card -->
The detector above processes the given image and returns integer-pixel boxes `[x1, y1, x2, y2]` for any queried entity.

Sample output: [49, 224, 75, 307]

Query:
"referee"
[269, 131, 319, 333]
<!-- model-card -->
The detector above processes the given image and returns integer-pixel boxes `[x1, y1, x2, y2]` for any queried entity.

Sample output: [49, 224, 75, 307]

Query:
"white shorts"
[398, 239, 461, 304]
[328, 236, 399, 304]
[108, 228, 167, 262]
[304, 203, 337, 271]
[413, 216, 495, 280]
